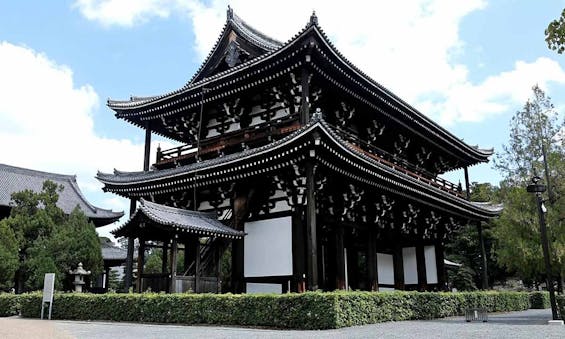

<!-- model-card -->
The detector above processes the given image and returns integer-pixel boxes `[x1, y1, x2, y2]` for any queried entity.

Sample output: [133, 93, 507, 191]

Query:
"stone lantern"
[69, 262, 91, 293]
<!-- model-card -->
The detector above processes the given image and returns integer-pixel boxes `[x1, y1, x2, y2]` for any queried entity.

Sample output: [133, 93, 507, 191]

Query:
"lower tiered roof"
[97, 118, 501, 222]
[113, 198, 244, 239]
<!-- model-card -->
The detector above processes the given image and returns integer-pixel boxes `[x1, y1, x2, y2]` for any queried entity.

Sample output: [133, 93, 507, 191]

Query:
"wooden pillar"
[435, 242, 447, 291]
[143, 123, 151, 172]
[124, 199, 137, 292]
[136, 239, 145, 292]
[335, 226, 346, 290]
[416, 242, 427, 291]
[305, 161, 318, 291]
[464, 166, 471, 200]
[231, 194, 247, 294]
[194, 238, 201, 293]
[169, 237, 178, 293]
[183, 242, 190, 274]
[300, 65, 310, 124]
[161, 241, 168, 273]
[292, 209, 306, 292]
[477, 222, 489, 290]
[393, 244, 405, 290]
[367, 229, 378, 291]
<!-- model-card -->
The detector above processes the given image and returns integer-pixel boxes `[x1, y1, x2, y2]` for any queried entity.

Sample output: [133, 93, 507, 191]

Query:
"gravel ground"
[1, 308, 562, 339]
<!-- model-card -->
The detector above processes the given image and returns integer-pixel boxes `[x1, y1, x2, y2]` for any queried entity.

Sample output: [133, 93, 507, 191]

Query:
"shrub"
[12, 291, 539, 329]
[0, 293, 20, 317]
[529, 291, 550, 309]
[557, 295, 564, 320]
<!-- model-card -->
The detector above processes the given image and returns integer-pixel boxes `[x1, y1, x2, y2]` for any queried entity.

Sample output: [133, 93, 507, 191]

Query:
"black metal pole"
[541, 142, 555, 204]
[535, 192, 559, 320]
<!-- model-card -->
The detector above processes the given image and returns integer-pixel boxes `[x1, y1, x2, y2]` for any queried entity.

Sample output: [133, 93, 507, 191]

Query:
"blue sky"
[1, 1, 564, 239]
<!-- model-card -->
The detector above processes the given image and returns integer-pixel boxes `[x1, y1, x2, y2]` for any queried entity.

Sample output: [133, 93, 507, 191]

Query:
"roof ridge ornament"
[227, 5, 234, 20]
[309, 10, 318, 26]
[312, 107, 323, 121]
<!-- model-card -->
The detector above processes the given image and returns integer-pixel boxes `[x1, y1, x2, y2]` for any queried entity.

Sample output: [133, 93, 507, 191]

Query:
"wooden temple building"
[0, 163, 123, 226]
[97, 9, 501, 294]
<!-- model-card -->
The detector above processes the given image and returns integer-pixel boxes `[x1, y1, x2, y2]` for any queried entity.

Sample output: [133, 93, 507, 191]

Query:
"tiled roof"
[0, 164, 123, 225]
[98, 118, 502, 219]
[112, 198, 244, 239]
[100, 240, 128, 261]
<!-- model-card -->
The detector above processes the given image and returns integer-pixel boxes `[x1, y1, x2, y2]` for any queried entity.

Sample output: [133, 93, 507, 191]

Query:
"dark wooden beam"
[367, 228, 378, 291]
[144, 122, 152, 172]
[416, 242, 427, 291]
[464, 166, 471, 200]
[435, 242, 447, 291]
[393, 244, 405, 290]
[124, 236, 134, 292]
[125, 197, 136, 292]
[305, 161, 318, 291]
[335, 225, 346, 290]
[300, 66, 310, 124]
[169, 237, 178, 293]
[136, 239, 145, 292]
[292, 209, 306, 292]
[194, 238, 201, 293]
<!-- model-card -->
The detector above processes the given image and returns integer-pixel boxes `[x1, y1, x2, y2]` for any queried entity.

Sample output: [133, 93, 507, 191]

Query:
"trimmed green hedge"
[529, 291, 550, 309]
[0, 294, 20, 317]
[557, 295, 564, 319]
[11, 291, 537, 329]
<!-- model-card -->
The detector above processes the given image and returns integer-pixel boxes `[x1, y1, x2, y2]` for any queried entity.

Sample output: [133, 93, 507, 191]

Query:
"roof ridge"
[0, 163, 75, 181]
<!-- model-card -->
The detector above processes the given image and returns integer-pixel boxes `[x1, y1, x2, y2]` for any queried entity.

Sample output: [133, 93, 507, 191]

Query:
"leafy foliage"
[0, 222, 18, 291]
[446, 182, 505, 289]
[529, 291, 551, 309]
[3, 180, 103, 291]
[12, 291, 536, 328]
[492, 85, 565, 286]
[546, 9, 565, 54]
[558, 295, 565, 319]
[0, 294, 20, 317]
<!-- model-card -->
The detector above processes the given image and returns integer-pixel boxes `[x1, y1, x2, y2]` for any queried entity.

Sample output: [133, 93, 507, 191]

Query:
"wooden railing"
[155, 120, 301, 166]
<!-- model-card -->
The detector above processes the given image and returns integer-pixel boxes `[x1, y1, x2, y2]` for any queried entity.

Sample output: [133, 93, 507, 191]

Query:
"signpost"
[41, 273, 55, 320]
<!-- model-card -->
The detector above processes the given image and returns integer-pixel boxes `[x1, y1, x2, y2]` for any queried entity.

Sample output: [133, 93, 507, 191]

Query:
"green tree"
[5, 180, 103, 291]
[446, 182, 506, 289]
[546, 9, 565, 54]
[0, 221, 18, 290]
[493, 85, 565, 288]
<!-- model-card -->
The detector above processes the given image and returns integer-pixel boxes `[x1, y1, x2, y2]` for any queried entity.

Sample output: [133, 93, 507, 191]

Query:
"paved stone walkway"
[0, 308, 562, 338]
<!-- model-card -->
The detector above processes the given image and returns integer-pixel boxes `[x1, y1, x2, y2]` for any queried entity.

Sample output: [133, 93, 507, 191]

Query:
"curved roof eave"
[97, 119, 500, 219]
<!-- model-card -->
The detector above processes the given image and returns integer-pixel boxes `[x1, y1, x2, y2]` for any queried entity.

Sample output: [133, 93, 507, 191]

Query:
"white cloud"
[0, 42, 144, 220]
[73, 0, 176, 27]
[73, 0, 565, 126]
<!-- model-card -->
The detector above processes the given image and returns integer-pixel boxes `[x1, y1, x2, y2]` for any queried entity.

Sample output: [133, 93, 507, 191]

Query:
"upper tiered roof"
[106, 9, 493, 169]
[0, 163, 123, 226]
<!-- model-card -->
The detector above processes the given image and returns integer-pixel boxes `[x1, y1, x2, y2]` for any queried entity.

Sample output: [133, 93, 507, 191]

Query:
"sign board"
[41, 273, 55, 320]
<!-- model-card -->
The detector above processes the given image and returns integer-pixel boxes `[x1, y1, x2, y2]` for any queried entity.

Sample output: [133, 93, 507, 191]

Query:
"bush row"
[6, 291, 542, 329]
[0, 294, 20, 317]
[558, 295, 565, 319]
[529, 291, 551, 309]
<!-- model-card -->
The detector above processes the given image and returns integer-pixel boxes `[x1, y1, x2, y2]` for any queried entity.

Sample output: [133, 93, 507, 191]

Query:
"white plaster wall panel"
[402, 247, 418, 284]
[246, 283, 282, 294]
[244, 216, 293, 277]
[377, 253, 395, 285]
[379, 287, 396, 292]
[424, 245, 438, 284]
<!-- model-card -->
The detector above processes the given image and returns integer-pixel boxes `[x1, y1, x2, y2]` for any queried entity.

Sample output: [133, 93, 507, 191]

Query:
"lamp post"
[526, 176, 559, 321]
